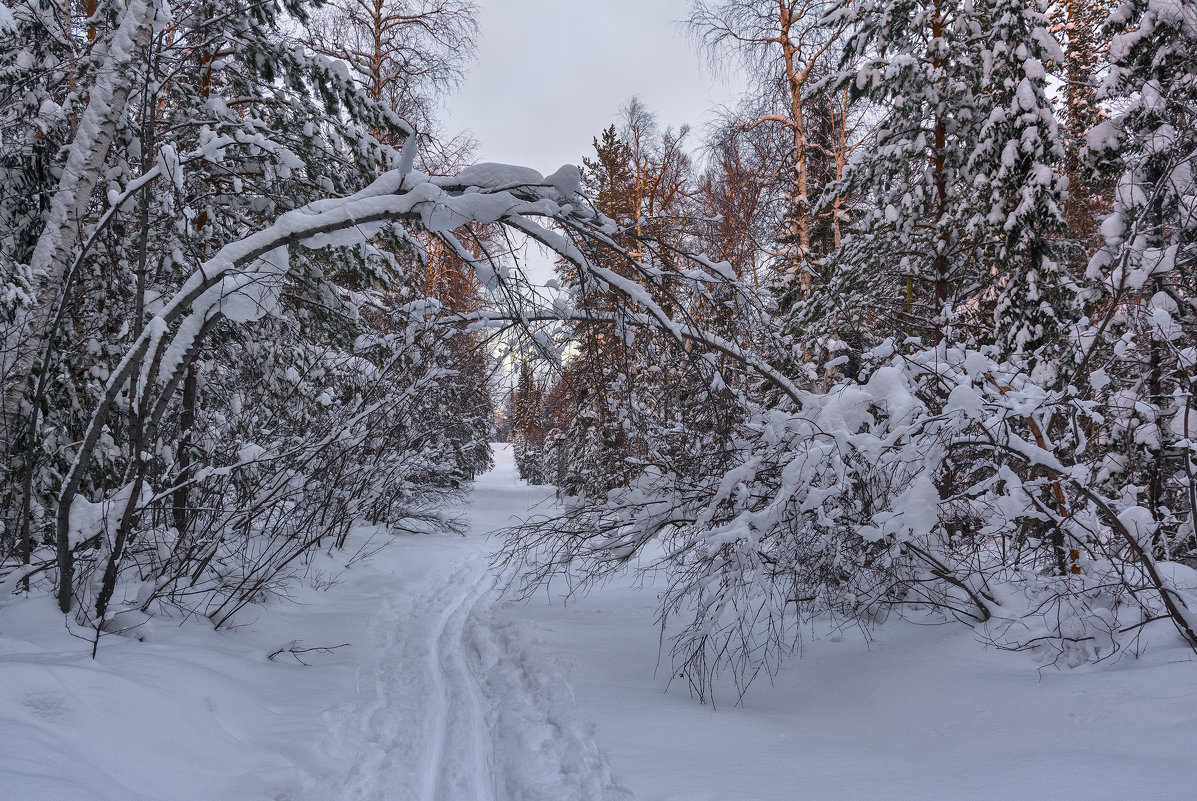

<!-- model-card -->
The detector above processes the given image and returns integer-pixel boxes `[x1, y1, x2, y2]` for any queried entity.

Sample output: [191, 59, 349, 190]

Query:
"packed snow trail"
[311, 445, 630, 801]
[419, 556, 493, 801]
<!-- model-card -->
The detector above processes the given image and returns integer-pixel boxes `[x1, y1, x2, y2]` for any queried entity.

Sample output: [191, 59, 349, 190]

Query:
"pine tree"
[1055, 0, 1117, 246]
[548, 107, 709, 497]
[832, 0, 986, 342]
[832, 0, 1068, 356]
[511, 360, 547, 484]
[1085, 0, 1197, 560]
[968, 0, 1071, 366]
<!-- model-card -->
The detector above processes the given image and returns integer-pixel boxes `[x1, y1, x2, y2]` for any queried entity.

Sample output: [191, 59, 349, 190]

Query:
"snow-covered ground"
[3, 444, 1196, 800]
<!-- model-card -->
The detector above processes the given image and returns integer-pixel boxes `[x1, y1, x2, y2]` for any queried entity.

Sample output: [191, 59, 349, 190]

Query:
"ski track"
[314, 532, 628, 801]
[421, 557, 495, 801]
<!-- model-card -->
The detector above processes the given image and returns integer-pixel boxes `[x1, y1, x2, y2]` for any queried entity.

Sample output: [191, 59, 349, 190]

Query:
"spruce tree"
[832, 0, 1068, 357]
[1085, 0, 1197, 559]
[968, 0, 1071, 367]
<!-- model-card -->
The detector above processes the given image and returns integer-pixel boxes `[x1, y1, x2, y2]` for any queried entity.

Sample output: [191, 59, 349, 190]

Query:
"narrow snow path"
[420, 555, 493, 801]
[311, 445, 629, 801]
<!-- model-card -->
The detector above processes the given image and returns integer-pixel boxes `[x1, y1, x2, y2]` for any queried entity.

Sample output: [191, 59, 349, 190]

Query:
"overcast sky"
[442, 0, 740, 174]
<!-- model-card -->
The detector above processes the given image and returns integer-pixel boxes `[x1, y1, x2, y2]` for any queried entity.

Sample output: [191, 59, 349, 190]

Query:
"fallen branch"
[267, 641, 351, 666]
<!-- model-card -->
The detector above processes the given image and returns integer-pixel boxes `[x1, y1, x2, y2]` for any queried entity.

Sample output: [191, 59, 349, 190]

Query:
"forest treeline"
[1, 0, 1195, 691]
[503, 0, 1197, 695]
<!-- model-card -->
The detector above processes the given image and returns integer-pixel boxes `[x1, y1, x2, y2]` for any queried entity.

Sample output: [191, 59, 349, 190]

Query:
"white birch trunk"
[1, 0, 157, 450]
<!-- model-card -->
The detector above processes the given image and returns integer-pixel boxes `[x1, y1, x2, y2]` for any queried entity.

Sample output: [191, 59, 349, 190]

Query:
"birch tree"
[689, 0, 850, 289]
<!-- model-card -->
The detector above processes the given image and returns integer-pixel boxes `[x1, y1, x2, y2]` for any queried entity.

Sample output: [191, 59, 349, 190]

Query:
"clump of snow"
[1117, 505, 1158, 549]
[449, 162, 545, 190]
[544, 164, 582, 197]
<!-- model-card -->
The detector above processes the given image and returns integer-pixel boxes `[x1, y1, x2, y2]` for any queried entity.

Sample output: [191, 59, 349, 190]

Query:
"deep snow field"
[2, 444, 1196, 800]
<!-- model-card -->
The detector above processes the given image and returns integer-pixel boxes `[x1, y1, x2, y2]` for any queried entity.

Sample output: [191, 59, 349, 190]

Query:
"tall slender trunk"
[10, 0, 156, 440]
[1062, 0, 1107, 244]
[0, 1, 158, 613]
[779, 0, 811, 289]
[930, 0, 950, 339]
[172, 365, 198, 535]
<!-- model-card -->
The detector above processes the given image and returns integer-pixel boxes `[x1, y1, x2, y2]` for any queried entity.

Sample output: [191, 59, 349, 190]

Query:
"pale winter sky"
[442, 0, 740, 175]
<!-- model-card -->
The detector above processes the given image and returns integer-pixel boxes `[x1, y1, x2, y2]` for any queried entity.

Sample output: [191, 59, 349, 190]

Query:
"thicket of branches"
[0, 0, 756, 655]
[503, 0, 1197, 700]
[0, 0, 498, 645]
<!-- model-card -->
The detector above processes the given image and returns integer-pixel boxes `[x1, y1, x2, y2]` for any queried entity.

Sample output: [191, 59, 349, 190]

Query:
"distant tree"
[689, 0, 850, 291]
[305, 0, 478, 135]
[511, 360, 547, 483]
[695, 121, 774, 286]
[550, 103, 704, 497]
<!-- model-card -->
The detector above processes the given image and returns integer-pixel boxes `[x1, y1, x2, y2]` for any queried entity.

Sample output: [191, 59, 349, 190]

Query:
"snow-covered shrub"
[501, 339, 1197, 698]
